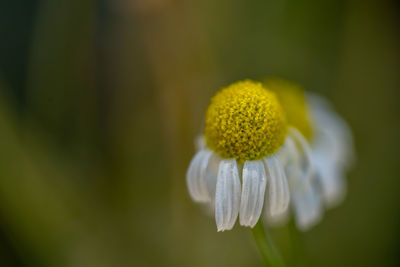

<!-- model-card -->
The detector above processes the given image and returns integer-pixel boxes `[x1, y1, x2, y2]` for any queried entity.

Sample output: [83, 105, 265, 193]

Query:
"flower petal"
[278, 136, 297, 167]
[205, 153, 221, 207]
[288, 127, 314, 182]
[314, 155, 347, 207]
[307, 92, 355, 168]
[215, 159, 241, 231]
[239, 160, 267, 227]
[264, 157, 277, 215]
[307, 94, 353, 208]
[280, 136, 301, 187]
[293, 180, 323, 231]
[278, 160, 291, 212]
[264, 155, 290, 218]
[186, 150, 213, 202]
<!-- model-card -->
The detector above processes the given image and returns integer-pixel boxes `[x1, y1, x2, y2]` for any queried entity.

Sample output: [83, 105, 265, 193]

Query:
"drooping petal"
[239, 160, 267, 227]
[307, 92, 355, 169]
[279, 162, 291, 212]
[264, 157, 277, 215]
[279, 136, 302, 191]
[306, 94, 353, 208]
[205, 153, 221, 207]
[186, 150, 213, 202]
[293, 180, 323, 231]
[215, 159, 241, 231]
[313, 155, 347, 207]
[264, 155, 290, 218]
[307, 182, 323, 225]
[274, 131, 324, 230]
[278, 136, 298, 168]
[292, 191, 307, 230]
[288, 127, 314, 182]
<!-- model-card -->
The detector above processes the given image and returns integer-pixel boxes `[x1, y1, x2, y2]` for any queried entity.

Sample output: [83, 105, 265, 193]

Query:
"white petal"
[186, 150, 213, 202]
[288, 127, 314, 182]
[239, 160, 267, 227]
[308, 183, 323, 224]
[293, 180, 323, 231]
[278, 129, 325, 231]
[314, 155, 347, 207]
[312, 123, 351, 169]
[293, 192, 309, 230]
[307, 92, 355, 168]
[264, 156, 290, 218]
[278, 159, 291, 211]
[264, 158, 277, 215]
[205, 153, 221, 208]
[306, 94, 352, 208]
[279, 136, 298, 168]
[279, 136, 301, 191]
[215, 159, 241, 231]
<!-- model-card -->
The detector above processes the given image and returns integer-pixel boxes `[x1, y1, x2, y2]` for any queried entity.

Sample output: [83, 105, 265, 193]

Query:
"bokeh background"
[0, 0, 399, 266]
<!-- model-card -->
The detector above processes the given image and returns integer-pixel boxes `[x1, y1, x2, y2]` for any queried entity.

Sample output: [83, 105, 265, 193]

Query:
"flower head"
[204, 80, 287, 163]
[187, 78, 354, 236]
[187, 80, 294, 232]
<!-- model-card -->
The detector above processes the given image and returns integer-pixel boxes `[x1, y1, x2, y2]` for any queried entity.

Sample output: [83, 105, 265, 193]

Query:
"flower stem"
[251, 222, 286, 267]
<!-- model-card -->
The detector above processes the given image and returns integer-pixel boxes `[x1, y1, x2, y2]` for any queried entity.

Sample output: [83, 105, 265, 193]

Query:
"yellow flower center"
[204, 80, 288, 163]
[263, 78, 313, 140]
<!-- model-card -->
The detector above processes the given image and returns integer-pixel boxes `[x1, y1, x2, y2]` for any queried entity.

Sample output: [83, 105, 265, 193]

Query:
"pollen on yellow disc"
[263, 78, 313, 140]
[204, 80, 288, 163]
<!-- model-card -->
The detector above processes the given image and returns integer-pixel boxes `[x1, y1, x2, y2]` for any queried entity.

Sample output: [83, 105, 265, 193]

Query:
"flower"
[186, 80, 313, 231]
[264, 77, 355, 230]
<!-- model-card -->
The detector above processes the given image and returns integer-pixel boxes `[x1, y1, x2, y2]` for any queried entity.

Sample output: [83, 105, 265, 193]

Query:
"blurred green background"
[0, 0, 399, 266]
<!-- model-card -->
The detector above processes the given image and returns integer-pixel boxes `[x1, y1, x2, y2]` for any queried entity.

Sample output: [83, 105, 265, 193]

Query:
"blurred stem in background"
[118, 1, 224, 264]
[0, 0, 114, 266]
[26, 0, 98, 151]
[0, 80, 79, 267]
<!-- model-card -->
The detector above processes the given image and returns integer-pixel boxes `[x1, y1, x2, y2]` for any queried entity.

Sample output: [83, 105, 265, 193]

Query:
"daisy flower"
[264, 78, 355, 230]
[186, 80, 313, 231]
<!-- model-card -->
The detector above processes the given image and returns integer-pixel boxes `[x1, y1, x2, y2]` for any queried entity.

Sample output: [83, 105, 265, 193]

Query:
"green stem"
[251, 222, 286, 267]
[287, 219, 308, 267]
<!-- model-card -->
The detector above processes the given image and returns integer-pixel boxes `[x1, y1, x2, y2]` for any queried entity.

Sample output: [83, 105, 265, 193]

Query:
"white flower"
[187, 79, 355, 232]
[186, 80, 316, 231]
